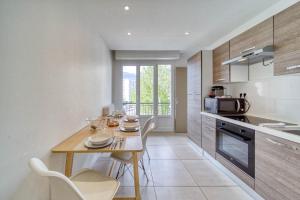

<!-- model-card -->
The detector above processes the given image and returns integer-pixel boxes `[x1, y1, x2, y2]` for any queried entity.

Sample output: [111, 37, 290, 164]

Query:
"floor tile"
[147, 145, 178, 159]
[165, 134, 192, 145]
[116, 186, 156, 200]
[147, 135, 169, 146]
[171, 144, 205, 160]
[201, 186, 254, 200]
[150, 160, 197, 186]
[112, 161, 154, 187]
[182, 160, 236, 186]
[155, 187, 207, 200]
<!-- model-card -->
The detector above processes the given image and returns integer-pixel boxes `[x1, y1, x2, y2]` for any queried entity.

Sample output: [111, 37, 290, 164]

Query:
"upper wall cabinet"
[213, 42, 230, 84]
[230, 18, 273, 58]
[187, 52, 202, 94]
[274, 2, 300, 75]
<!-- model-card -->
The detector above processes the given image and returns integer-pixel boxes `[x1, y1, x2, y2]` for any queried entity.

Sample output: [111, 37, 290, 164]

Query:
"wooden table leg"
[132, 152, 141, 200]
[65, 152, 74, 177]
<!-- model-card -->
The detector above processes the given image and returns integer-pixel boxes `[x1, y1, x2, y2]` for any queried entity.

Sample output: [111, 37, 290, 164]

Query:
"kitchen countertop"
[201, 111, 300, 144]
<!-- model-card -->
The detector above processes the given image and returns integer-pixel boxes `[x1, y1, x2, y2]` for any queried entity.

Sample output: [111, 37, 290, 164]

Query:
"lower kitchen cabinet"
[255, 131, 300, 200]
[201, 115, 216, 158]
[187, 94, 202, 146]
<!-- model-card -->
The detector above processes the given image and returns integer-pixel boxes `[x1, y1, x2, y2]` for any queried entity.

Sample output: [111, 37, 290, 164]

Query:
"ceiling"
[81, 0, 281, 53]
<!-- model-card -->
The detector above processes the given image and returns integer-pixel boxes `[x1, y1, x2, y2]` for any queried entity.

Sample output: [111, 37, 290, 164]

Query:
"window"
[122, 66, 136, 115]
[140, 66, 154, 115]
[122, 64, 172, 116]
[158, 65, 172, 115]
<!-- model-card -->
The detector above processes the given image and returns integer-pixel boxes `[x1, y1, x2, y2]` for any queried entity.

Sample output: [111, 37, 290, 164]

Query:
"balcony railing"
[122, 102, 171, 116]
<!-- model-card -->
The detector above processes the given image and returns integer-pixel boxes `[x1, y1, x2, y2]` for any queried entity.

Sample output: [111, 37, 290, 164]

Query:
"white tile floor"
[93, 133, 255, 200]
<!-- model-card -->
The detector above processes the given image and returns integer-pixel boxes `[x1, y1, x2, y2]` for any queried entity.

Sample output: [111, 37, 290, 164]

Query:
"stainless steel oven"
[216, 119, 255, 178]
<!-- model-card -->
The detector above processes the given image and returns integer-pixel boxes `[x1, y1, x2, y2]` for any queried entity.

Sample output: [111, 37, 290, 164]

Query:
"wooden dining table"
[51, 118, 143, 200]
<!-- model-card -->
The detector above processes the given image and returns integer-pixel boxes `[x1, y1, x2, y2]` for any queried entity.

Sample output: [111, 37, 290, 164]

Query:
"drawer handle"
[240, 46, 255, 54]
[217, 78, 225, 81]
[266, 138, 283, 146]
[286, 65, 300, 70]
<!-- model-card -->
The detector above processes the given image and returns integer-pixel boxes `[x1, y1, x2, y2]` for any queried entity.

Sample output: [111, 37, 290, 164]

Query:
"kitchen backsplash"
[225, 61, 300, 124]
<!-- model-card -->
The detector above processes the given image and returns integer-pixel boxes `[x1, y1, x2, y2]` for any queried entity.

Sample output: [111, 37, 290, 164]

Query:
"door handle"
[265, 138, 283, 146]
[236, 99, 241, 112]
[240, 46, 255, 54]
[286, 65, 300, 70]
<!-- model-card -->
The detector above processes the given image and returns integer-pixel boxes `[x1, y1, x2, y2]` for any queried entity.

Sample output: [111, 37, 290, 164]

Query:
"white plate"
[84, 137, 113, 148]
[120, 127, 139, 132]
[88, 133, 112, 145]
[123, 119, 139, 122]
[122, 122, 139, 129]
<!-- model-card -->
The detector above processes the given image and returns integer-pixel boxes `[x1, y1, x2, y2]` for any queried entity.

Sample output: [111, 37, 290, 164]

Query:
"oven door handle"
[236, 99, 241, 112]
[218, 128, 251, 141]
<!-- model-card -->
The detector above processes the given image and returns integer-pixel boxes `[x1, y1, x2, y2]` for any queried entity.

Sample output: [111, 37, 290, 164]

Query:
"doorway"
[122, 62, 174, 131]
[175, 67, 187, 133]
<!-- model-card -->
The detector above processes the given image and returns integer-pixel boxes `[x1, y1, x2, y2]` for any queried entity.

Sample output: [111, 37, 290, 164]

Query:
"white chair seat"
[71, 169, 120, 200]
[111, 152, 132, 162]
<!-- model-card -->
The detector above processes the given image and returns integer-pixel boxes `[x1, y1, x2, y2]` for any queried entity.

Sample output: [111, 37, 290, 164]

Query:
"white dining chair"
[29, 158, 120, 200]
[141, 116, 155, 160]
[110, 121, 156, 181]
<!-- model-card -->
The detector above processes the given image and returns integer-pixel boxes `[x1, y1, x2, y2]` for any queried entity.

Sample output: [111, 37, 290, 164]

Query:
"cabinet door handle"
[266, 138, 283, 146]
[240, 46, 255, 54]
[286, 65, 300, 70]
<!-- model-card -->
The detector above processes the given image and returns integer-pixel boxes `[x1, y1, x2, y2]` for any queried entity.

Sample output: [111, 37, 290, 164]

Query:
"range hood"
[222, 46, 274, 65]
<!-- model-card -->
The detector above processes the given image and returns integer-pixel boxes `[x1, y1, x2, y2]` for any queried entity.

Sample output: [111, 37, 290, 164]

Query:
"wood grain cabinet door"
[255, 131, 300, 200]
[187, 95, 202, 146]
[230, 17, 273, 58]
[213, 42, 230, 84]
[187, 52, 202, 94]
[274, 2, 300, 75]
[201, 115, 216, 157]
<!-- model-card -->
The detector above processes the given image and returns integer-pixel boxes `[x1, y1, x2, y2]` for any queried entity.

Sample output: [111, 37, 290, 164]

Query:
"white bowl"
[88, 134, 112, 145]
[126, 115, 138, 121]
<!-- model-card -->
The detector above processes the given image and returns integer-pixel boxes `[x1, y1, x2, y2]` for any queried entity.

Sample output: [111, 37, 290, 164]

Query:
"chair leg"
[145, 147, 151, 162]
[140, 159, 149, 182]
[108, 160, 116, 177]
[125, 164, 134, 178]
[115, 162, 123, 179]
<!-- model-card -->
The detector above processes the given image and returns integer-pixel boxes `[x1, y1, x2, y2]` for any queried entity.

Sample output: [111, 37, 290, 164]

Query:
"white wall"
[226, 62, 300, 124]
[0, 1, 112, 199]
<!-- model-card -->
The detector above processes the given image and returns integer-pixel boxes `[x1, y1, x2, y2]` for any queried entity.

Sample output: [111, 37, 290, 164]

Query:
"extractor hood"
[222, 46, 273, 65]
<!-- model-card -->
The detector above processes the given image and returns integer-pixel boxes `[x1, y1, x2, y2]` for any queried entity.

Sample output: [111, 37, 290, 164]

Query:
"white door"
[122, 64, 174, 131]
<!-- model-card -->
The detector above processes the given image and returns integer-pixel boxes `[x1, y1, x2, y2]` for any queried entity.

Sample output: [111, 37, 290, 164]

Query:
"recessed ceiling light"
[185, 32, 190, 35]
[124, 6, 130, 11]
[127, 32, 132, 36]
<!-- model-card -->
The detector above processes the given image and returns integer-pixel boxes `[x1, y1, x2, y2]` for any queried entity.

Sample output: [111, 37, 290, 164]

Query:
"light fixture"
[184, 32, 190, 35]
[127, 32, 132, 36]
[124, 6, 130, 11]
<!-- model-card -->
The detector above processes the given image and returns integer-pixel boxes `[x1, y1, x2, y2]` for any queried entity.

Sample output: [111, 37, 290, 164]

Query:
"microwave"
[204, 97, 247, 115]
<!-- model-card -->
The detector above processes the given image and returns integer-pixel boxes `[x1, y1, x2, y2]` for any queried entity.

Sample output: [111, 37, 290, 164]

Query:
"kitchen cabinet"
[187, 94, 202, 146]
[213, 42, 230, 84]
[187, 51, 202, 146]
[187, 52, 202, 95]
[230, 17, 273, 58]
[255, 131, 300, 200]
[274, 2, 300, 75]
[201, 115, 216, 157]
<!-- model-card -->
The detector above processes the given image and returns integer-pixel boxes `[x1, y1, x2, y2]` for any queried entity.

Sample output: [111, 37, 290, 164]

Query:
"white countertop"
[201, 111, 300, 144]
